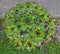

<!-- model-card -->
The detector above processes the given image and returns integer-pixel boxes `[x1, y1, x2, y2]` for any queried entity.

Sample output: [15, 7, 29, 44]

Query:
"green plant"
[0, 18, 4, 28]
[43, 40, 60, 54]
[4, 2, 56, 50]
[0, 18, 5, 42]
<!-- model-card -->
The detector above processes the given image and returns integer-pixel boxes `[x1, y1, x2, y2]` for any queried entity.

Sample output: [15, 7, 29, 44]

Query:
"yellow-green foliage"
[5, 2, 56, 50]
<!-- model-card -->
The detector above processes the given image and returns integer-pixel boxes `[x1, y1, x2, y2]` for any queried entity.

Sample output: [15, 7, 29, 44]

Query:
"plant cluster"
[4, 2, 56, 50]
[0, 18, 4, 28]
[0, 18, 5, 41]
[43, 41, 60, 54]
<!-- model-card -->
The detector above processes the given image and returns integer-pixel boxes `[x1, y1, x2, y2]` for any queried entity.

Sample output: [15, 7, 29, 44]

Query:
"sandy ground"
[0, 0, 60, 41]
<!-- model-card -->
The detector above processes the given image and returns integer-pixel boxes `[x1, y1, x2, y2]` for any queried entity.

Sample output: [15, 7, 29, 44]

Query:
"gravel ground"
[0, 0, 60, 41]
[55, 19, 60, 42]
[0, 0, 60, 17]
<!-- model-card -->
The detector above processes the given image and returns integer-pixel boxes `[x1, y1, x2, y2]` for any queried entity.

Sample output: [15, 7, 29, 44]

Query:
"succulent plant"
[4, 2, 56, 50]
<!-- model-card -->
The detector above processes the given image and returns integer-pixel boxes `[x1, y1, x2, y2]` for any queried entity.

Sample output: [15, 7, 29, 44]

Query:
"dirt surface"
[0, 0, 60, 17]
[0, 0, 60, 41]
[55, 19, 60, 42]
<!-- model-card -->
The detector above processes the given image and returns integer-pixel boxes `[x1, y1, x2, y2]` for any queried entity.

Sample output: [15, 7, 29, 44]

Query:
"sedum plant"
[4, 2, 56, 50]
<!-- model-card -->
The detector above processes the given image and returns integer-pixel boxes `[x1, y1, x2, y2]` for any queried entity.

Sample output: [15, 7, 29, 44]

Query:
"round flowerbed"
[4, 2, 56, 50]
